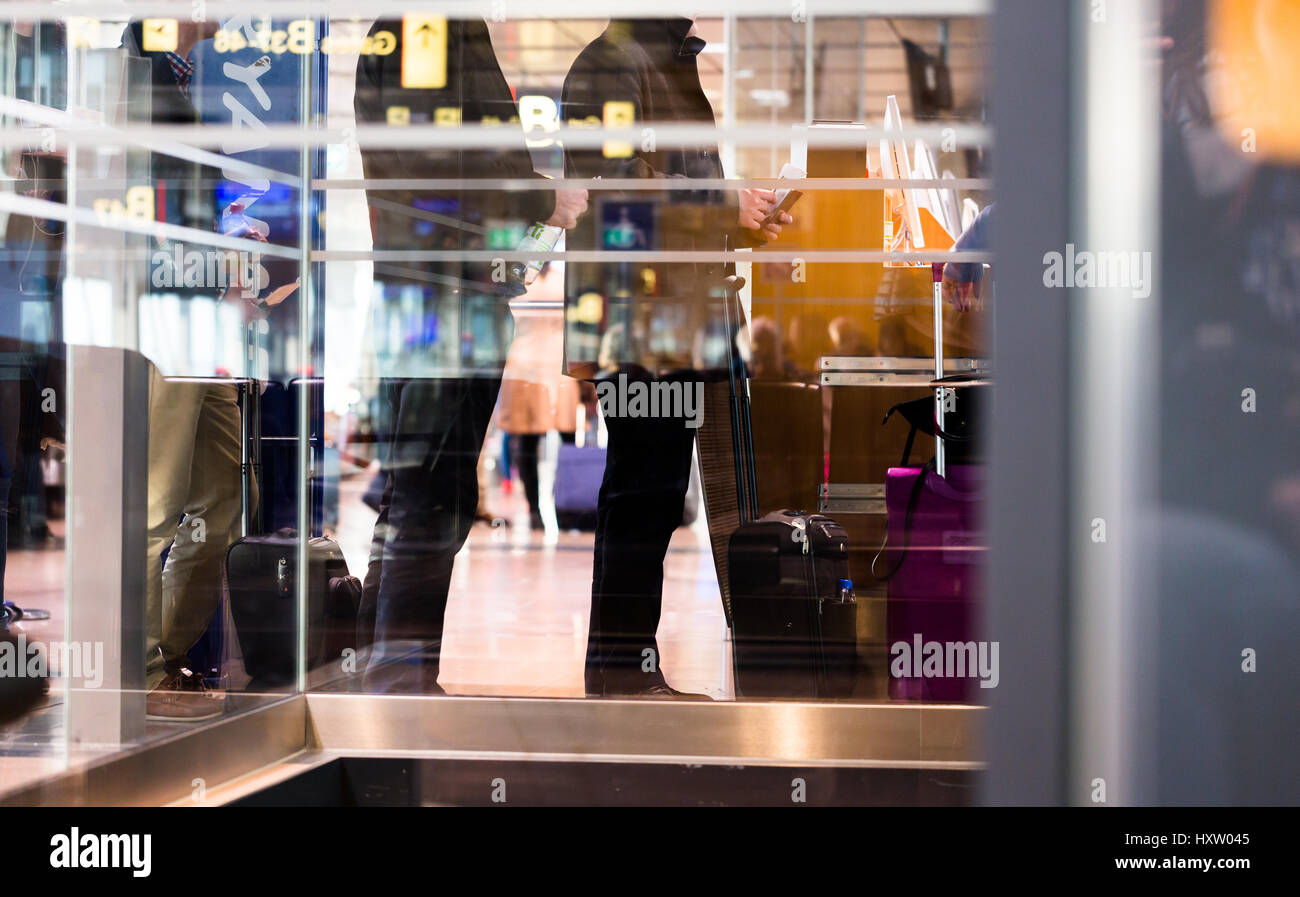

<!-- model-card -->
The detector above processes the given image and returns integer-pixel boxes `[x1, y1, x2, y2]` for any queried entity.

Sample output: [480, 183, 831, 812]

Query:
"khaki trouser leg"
[145, 374, 250, 690]
[145, 372, 202, 689]
[159, 383, 247, 682]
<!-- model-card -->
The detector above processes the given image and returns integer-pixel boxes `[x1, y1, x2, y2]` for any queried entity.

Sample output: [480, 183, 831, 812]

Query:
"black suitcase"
[712, 267, 857, 699]
[225, 528, 361, 689]
[729, 510, 857, 698]
[225, 376, 360, 689]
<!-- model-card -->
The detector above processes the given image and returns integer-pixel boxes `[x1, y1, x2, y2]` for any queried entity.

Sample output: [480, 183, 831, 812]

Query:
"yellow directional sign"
[434, 107, 462, 126]
[142, 18, 178, 53]
[602, 100, 635, 159]
[401, 15, 447, 89]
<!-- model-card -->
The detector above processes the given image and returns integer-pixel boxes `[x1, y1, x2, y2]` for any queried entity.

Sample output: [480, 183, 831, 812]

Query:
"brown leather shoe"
[146, 668, 224, 722]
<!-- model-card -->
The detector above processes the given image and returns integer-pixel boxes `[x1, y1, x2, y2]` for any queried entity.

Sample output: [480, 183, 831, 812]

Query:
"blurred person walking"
[497, 264, 580, 530]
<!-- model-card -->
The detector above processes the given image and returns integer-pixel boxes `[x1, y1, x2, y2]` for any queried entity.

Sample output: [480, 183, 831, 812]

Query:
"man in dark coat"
[355, 16, 586, 692]
[561, 16, 790, 697]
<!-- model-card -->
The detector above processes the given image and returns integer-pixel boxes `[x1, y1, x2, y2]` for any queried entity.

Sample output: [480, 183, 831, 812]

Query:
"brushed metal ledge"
[0, 696, 308, 807]
[305, 694, 983, 769]
[2, 695, 983, 804]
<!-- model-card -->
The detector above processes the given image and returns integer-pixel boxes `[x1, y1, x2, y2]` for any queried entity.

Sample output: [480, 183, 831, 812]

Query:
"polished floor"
[333, 447, 733, 700]
[0, 439, 732, 795]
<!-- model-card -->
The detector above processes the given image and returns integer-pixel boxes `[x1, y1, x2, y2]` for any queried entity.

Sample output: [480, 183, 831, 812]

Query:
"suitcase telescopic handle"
[238, 371, 263, 537]
[720, 250, 760, 525]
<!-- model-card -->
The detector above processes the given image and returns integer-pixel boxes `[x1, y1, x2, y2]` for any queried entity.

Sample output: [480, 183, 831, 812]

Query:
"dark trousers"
[585, 374, 699, 695]
[510, 430, 576, 517]
[510, 433, 543, 516]
[360, 375, 501, 691]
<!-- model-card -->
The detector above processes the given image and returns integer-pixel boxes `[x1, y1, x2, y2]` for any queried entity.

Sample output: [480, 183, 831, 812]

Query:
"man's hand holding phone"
[739, 163, 802, 242]
[739, 188, 793, 241]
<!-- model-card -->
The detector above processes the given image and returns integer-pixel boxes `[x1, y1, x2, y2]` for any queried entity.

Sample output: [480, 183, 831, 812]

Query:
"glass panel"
[2, 20, 70, 788]
[315, 13, 992, 705]
[2, 6, 995, 802]
[1, 13, 315, 790]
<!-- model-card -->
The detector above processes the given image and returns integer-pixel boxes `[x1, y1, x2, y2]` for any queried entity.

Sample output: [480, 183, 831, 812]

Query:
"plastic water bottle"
[508, 222, 562, 289]
[835, 578, 857, 604]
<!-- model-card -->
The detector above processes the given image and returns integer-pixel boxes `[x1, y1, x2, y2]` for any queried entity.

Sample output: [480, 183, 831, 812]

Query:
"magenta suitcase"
[882, 463, 984, 702]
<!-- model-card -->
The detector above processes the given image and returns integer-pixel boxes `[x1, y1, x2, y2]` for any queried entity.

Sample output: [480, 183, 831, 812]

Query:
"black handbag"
[881, 375, 984, 467]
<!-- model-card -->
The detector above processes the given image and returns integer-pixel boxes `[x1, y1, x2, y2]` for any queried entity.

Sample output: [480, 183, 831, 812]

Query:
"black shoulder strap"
[882, 403, 919, 467]
[871, 459, 933, 582]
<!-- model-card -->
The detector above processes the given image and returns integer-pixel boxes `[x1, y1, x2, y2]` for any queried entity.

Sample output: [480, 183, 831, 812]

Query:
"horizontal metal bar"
[508, 299, 564, 310]
[751, 296, 939, 307]
[0, 97, 303, 188]
[0, 192, 303, 260]
[820, 483, 886, 498]
[822, 371, 953, 387]
[314, 249, 992, 264]
[0, 1, 992, 22]
[819, 498, 887, 514]
[8, 122, 993, 151]
[315, 177, 994, 192]
[821, 355, 989, 371]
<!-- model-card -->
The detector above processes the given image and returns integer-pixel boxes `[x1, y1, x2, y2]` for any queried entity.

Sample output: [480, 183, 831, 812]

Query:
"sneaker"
[146, 668, 224, 722]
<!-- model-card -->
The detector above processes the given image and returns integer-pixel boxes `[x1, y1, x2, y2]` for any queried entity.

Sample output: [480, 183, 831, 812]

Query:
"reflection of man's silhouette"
[355, 17, 585, 693]
[561, 17, 790, 697]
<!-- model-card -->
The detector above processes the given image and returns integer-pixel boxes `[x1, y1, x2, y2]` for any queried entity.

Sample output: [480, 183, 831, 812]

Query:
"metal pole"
[932, 263, 945, 477]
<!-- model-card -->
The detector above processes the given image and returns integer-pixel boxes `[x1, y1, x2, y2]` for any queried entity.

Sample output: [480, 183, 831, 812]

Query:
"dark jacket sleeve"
[459, 20, 556, 226]
[561, 47, 738, 245]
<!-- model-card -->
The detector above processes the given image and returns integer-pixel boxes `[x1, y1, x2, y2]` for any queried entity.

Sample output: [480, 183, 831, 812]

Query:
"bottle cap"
[838, 579, 853, 590]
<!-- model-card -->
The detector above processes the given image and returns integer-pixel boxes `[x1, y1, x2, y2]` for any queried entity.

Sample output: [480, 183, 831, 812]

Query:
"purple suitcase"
[882, 463, 984, 702]
[553, 442, 606, 530]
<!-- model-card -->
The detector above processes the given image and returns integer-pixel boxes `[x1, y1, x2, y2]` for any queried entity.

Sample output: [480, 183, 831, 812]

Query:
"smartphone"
[763, 163, 805, 225]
